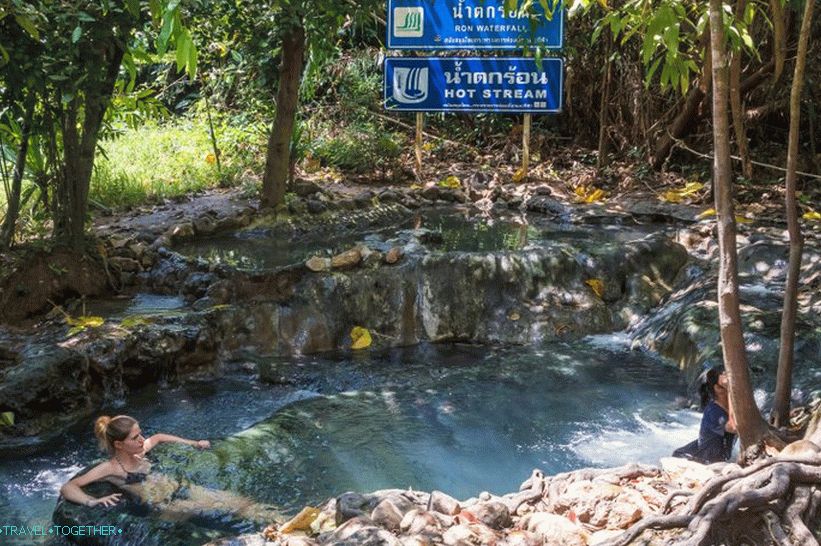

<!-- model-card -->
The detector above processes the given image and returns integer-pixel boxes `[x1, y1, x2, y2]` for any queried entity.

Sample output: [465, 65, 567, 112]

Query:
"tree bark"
[652, 35, 712, 170]
[597, 31, 613, 171]
[708, 0, 770, 449]
[730, 0, 753, 179]
[53, 37, 126, 248]
[769, 0, 786, 86]
[261, 20, 306, 208]
[0, 93, 35, 249]
[772, 0, 813, 428]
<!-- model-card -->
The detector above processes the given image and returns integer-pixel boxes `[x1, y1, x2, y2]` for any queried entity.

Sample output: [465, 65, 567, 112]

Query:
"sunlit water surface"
[0, 341, 700, 544]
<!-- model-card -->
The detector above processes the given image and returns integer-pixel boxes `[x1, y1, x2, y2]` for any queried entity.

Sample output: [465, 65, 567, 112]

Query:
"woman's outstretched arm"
[60, 461, 122, 507]
[143, 433, 210, 453]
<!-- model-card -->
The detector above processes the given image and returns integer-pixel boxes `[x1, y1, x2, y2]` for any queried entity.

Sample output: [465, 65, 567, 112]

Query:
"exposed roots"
[605, 456, 821, 546]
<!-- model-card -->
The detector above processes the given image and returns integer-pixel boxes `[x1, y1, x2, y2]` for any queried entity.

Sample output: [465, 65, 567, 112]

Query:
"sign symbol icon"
[393, 7, 424, 37]
[393, 67, 428, 104]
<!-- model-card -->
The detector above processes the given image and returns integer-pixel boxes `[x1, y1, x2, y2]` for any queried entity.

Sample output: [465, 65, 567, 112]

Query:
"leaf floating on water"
[280, 506, 320, 534]
[350, 326, 372, 350]
[696, 208, 716, 219]
[585, 278, 605, 298]
[437, 175, 461, 189]
[803, 210, 821, 221]
[0, 412, 14, 427]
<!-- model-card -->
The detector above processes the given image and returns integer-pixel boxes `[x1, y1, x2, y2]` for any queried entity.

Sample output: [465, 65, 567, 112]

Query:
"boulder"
[465, 501, 511, 530]
[524, 513, 588, 546]
[385, 247, 404, 265]
[306, 256, 332, 272]
[331, 249, 362, 270]
[428, 490, 461, 516]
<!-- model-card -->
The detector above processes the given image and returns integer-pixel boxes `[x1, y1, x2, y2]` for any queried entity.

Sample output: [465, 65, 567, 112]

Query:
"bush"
[312, 121, 405, 175]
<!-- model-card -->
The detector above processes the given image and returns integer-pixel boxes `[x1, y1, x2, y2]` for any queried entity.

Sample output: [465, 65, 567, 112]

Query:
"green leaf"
[186, 43, 198, 80]
[175, 30, 189, 72]
[14, 14, 40, 39]
[125, 0, 141, 17]
[0, 412, 13, 427]
[157, 10, 176, 55]
[71, 26, 82, 43]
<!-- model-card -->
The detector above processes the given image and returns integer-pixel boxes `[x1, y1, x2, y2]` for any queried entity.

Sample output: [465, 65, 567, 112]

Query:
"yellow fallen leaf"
[350, 326, 372, 350]
[437, 175, 461, 189]
[585, 188, 605, 203]
[660, 191, 683, 203]
[574, 185, 606, 203]
[0, 411, 14, 427]
[422, 142, 435, 151]
[660, 181, 705, 203]
[585, 279, 605, 298]
[735, 215, 753, 224]
[66, 316, 104, 328]
[409, 184, 423, 190]
[512, 168, 527, 183]
[66, 315, 105, 336]
[696, 208, 716, 219]
[280, 506, 320, 534]
[679, 181, 704, 195]
[205, 153, 216, 165]
[803, 211, 821, 221]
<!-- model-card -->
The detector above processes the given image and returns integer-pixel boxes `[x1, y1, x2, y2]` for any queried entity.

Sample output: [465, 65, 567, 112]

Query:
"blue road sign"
[384, 57, 563, 113]
[387, 0, 563, 50]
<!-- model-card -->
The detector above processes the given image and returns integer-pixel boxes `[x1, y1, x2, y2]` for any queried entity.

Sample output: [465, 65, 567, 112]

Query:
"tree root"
[604, 456, 821, 546]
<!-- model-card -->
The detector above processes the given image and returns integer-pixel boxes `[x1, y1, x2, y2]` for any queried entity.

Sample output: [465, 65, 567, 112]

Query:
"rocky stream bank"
[2, 178, 821, 545]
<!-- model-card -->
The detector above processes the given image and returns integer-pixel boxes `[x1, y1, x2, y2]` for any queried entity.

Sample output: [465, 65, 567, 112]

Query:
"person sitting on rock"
[672, 365, 737, 464]
[60, 414, 277, 523]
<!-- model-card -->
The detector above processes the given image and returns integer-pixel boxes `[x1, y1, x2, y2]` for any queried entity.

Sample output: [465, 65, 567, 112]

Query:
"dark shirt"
[672, 400, 736, 463]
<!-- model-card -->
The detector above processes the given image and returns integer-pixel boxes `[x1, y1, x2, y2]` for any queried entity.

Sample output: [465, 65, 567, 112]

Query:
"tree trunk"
[261, 20, 306, 208]
[769, 0, 786, 86]
[730, 0, 753, 179]
[0, 94, 35, 250]
[708, 0, 770, 449]
[53, 39, 125, 249]
[772, 0, 813, 428]
[652, 35, 712, 170]
[597, 32, 613, 171]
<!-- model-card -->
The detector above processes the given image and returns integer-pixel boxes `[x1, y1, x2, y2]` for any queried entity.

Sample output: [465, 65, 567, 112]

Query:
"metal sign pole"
[415, 112, 424, 176]
[522, 113, 531, 182]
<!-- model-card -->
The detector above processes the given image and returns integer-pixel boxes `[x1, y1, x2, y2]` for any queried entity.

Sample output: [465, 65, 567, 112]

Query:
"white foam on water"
[583, 332, 632, 349]
[571, 410, 701, 468]
[7, 463, 84, 499]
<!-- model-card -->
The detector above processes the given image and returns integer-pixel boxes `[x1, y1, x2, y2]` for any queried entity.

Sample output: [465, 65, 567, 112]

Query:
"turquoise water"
[0, 341, 699, 545]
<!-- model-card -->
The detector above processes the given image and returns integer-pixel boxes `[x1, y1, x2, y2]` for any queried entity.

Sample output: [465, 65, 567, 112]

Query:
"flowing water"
[0, 341, 699, 545]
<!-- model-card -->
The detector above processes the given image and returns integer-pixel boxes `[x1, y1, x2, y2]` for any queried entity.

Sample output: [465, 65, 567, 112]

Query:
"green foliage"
[312, 121, 405, 175]
[91, 116, 262, 208]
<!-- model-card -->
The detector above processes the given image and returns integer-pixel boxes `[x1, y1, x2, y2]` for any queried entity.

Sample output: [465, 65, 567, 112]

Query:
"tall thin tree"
[771, 0, 814, 427]
[707, 0, 770, 449]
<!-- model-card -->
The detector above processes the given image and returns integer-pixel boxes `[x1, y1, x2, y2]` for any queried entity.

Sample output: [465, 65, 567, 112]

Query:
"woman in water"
[672, 365, 737, 463]
[61, 415, 276, 522]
